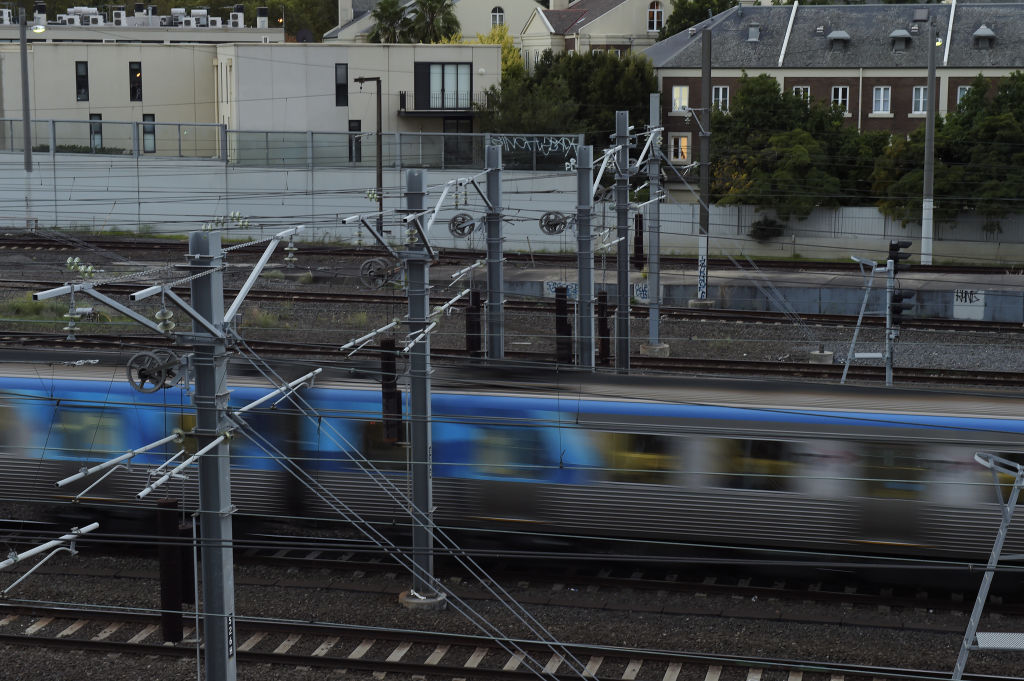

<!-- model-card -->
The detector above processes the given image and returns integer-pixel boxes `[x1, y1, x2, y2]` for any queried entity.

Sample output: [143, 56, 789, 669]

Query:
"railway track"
[0, 331, 1022, 387]
[0, 602, 1013, 681]
[1, 277, 1021, 336]
[2, 233, 1021, 276]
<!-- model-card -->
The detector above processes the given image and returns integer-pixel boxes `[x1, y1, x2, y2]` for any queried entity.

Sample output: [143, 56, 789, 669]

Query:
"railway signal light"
[888, 240, 912, 274]
[890, 289, 915, 325]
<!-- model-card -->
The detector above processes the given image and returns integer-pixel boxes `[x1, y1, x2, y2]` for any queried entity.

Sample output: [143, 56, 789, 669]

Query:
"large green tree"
[479, 51, 657, 140]
[711, 73, 876, 220]
[872, 72, 1024, 233]
[407, 0, 460, 43]
[367, 0, 410, 43]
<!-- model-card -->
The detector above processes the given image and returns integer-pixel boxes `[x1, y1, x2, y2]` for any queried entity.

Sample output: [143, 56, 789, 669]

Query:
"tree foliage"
[660, 0, 738, 39]
[369, 0, 460, 44]
[368, 0, 410, 43]
[478, 51, 657, 141]
[873, 72, 1024, 233]
[711, 73, 883, 221]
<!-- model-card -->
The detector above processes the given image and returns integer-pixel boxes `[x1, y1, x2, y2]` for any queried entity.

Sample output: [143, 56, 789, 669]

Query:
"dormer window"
[748, 24, 760, 42]
[973, 24, 995, 49]
[827, 30, 850, 50]
[889, 29, 911, 52]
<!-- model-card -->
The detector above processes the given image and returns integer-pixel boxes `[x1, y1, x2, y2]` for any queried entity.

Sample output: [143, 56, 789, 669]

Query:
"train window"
[475, 426, 546, 479]
[860, 444, 923, 499]
[595, 432, 674, 484]
[49, 405, 122, 461]
[720, 439, 793, 491]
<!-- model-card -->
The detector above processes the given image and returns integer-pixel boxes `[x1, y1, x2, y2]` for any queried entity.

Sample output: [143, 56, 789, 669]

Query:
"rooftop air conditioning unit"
[208, 17, 221, 28]
[229, 11, 243, 27]
[182, 16, 195, 27]
[113, 10, 125, 25]
[0, 9, 11, 24]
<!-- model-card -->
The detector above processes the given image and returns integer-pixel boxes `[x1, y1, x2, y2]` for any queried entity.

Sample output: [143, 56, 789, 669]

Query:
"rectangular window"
[957, 85, 971, 104]
[792, 85, 810, 100]
[129, 61, 142, 102]
[89, 113, 102, 149]
[429, 63, 471, 109]
[335, 63, 348, 107]
[76, 61, 89, 102]
[348, 120, 361, 162]
[712, 85, 729, 111]
[671, 85, 689, 111]
[872, 86, 890, 113]
[142, 113, 155, 153]
[668, 133, 689, 163]
[912, 85, 928, 114]
[831, 85, 849, 111]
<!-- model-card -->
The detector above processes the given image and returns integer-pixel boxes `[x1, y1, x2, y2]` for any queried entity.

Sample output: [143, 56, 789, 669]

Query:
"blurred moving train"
[1, 362, 1023, 560]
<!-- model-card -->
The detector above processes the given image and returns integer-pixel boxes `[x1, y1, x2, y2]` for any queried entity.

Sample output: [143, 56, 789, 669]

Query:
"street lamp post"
[354, 76, 383, 232]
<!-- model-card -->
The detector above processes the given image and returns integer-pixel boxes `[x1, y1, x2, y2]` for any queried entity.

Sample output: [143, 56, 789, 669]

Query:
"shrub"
[748, 217, 785, 243]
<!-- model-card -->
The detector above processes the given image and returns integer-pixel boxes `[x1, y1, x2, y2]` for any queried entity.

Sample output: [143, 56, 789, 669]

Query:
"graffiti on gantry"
[489, 135, 580, 159]
[954, 289, 981, 304]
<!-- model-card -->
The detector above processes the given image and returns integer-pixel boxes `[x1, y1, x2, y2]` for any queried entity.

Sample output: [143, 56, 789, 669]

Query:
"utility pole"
[921, 16, 938, 266]
[697, 28, 712, 300]
[354, 76, 384, 233]
[614, 111, 630, 372]
[485, 145, 504, 360]
[576, 145, 595, 370]
[20, 7, 33, 229]
[646, 92, 665, 352]
[400, 169, 443, 607]
[189, 230, 237, 681]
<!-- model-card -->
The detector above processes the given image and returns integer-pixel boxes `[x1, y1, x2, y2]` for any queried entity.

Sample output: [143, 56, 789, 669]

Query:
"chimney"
[337, 0, 353, 25]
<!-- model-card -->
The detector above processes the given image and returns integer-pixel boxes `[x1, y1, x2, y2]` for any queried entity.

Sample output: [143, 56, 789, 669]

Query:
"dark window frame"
[129, 61, 142, 102]
[76, 61, 89, 102]
[142, 113, 155, 153]
[335, 63, 348, 107]
[89, 113, 102, 149]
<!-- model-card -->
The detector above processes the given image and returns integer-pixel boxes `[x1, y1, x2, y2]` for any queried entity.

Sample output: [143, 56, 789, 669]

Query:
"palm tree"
[407, 0, 460, 44]
[368, 0, 409, 43]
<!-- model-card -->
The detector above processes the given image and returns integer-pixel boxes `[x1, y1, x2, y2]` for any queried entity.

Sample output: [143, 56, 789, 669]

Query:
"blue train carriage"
[0, 375, 189, 514]
[572, 395, 1024, 559]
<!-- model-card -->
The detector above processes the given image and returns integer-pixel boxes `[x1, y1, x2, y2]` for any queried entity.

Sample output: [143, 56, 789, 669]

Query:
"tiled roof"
[645, 2, 1024, 70]
[540, 0, 631, 35]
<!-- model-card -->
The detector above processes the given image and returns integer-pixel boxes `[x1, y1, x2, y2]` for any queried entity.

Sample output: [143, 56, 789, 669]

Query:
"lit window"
[831, 85, 849, 111]
[872, 86, 890, 113]
[129, 61, 142, 102]
[912, 85, 928, 114]
[668, 134, 689, 163]
[491, 6, 504, 27]
[712, 85, 729, 111]
[648, 1, 663, 32]
[671, 85, 689, 111]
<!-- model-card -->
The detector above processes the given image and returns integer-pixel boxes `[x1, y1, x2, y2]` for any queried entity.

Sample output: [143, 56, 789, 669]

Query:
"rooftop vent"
[973, 24, 995, 49]
[889, 28, 911, 51]
[827, 29, 850, 49]
[816, 25, 825, 36]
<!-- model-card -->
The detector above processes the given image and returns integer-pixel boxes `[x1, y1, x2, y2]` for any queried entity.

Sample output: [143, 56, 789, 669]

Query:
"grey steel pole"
[485, 145, 504, 360]
[189, 231, 237, 681]
[19, 8, 32, 174]
[648, 93, 661, 344]
[614, 111, 630, 372]
[885, 259, 894, 387]
[376, 80, 383, 226]
[576, 145, 595, 370]
[921, 17, 937, 266]
[698, 28, 712, 299]
[404, 169, 438, 600]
